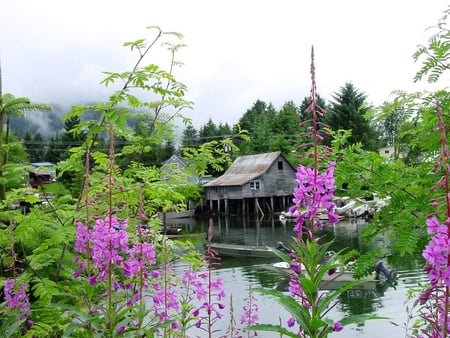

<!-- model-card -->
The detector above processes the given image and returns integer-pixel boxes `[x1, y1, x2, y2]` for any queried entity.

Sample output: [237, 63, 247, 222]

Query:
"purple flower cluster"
[240, 290, 259, 327]
[73, 216, 157, 285]
[181, 269, 226, 329]
[3, 278, 30, 315]
[416, 100, 450, 336]
[151, 278, 180, 321]
[423, 216, 450, 286]
[290, 162, 339, 234]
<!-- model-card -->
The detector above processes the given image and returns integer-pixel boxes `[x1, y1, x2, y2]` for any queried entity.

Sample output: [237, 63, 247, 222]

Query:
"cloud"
[1, 0, 449, 132]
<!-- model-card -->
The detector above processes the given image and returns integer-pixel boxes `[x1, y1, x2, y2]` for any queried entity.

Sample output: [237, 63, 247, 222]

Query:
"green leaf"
[31, 277, 60, 303]
[299, 274, 317, 297]
[254, 288, 312, 331]
[340, 314, 390, 326]
[246, 324, 299, 337]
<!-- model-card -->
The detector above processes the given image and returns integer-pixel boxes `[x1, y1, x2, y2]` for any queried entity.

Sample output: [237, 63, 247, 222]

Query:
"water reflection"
[166, 214, 426, 337]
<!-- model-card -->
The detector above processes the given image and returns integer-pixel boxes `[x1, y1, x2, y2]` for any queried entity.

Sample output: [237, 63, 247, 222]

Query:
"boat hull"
[210, 243, 276, 258]
[159, 209, 195, 220]
[273, 261, 378, 290]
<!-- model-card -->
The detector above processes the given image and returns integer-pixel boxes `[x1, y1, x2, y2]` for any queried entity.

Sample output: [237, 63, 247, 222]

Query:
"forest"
[1, 9, 450, 338]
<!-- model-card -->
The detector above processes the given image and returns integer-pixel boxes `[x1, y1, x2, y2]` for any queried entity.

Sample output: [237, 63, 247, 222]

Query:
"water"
[168, 215, 427, 337]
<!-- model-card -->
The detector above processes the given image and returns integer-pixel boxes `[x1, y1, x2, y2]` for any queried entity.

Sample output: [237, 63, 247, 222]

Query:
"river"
[167, 215, 427, 337]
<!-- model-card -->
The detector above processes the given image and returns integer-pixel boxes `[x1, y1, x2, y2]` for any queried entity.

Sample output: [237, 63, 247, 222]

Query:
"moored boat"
[272, 260, 396, 290]
[333, 196, 357, 216]
[209, 242, 292, 259]
[158, 209, 195, 220]
[209, 243, 276, 258]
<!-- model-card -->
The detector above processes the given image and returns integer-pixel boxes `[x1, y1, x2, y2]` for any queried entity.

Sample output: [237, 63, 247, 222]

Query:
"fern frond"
[31, 277, 60, 304]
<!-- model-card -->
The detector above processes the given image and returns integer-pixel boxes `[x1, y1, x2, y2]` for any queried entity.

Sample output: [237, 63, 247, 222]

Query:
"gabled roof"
[204, 151, 294, 187]
[161, 154, 192, 168]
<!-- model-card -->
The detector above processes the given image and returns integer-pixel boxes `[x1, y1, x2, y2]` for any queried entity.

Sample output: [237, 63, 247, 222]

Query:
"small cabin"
[161, 154, 199, 184]
[28, 162, 56, 188]
[203, 151, 297, 215]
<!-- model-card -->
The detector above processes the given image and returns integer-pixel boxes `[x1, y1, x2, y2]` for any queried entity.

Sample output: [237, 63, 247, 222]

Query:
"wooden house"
[203, 151, 297, 215]
[161, 154, 199, 184]
[28, 162, 56, 188]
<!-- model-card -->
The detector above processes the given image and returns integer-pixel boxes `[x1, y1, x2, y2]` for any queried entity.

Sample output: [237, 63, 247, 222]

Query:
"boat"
[136, 223, 184, 237]
[161, 226, 183, 235]
[350, 194, 391, 218]
[272, 259, 396, 290]
[279, 209, 299, 221]
[279, 196, 356, 221]
[158, 209, 195, 221]
[209, 243, 276, 258]
[333, 196, 357, 216]
[209, 242, 292, 259]
[280, 194, 391, 222]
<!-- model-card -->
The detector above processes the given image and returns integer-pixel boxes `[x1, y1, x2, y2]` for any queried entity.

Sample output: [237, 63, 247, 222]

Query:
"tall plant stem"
[437, 100, 450, 337]
[107, 122, 115, 331]
[309, 46, 320, 241]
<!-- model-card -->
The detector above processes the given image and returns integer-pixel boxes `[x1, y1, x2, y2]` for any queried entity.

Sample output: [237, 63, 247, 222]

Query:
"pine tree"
[180, 124, 199, 149]
[31, 133, 45, 162]
[45, 134, 63, 163]
[325, 83, 380, 151]
[237, 100, 276, 154]
[199, 118, 218, 141]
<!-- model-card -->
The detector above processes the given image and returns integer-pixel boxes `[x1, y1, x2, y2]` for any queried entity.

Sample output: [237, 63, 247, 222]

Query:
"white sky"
[1, 0, 449, 130]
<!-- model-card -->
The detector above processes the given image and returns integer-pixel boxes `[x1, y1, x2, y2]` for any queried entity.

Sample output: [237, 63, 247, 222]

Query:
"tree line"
[1, 10, 450, 335]
[18, 81, 387, 171]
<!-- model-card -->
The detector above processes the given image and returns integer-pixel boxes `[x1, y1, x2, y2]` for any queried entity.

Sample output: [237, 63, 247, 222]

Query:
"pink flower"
[3, 279, 30, 314]
[292, 162, 338, 235]
[333, 321, 343, 332]
[287, 317, 296, 328]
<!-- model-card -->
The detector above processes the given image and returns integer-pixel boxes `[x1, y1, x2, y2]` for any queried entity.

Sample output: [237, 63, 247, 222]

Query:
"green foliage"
[0, 313, 26, 338]
[181, 126, 249, 178]
[325, 83, 381, 151]
[180, 123, 200, 149]
[1, 27, 250, 336]
[329, 121, 437, 262]
[236, 100, 302, 157]
[413, 7, 450, 83]
[250, 237, 385, 337]
[2, 7, 450, 336]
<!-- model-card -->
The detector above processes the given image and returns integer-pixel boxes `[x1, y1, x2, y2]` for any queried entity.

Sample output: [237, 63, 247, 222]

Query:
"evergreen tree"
[23, 130, 33, 159]
[251, 112, 274, 154]
[45, 134, 63, 163]
[31, 133, 45, 162]
[180, 124, 199, 149]
[325, 83, 380, 151]
[237, 100, 276, 154]
[199, 118, 218, 141]
[238, 99, 268, 132]
[217, 122, 233, 137]
[299, 95, 328, 119]
[162, 140, 176, 161]
[270, 101, 302, 156]
[62, 116, 85, 147]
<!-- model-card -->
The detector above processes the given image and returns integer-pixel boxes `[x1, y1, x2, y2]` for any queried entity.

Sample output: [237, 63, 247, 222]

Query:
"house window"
[250, 181, 260, 191]
[384, 149, 390, 154]
[278, 161, 283, 170]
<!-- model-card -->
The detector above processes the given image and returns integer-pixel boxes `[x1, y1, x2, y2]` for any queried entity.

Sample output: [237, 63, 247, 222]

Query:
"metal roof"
[204, 151, 285, 187]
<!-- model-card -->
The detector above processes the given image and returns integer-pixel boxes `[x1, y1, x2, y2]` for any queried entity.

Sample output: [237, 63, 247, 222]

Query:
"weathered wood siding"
[204, 155, 296, 199]
[260, 157, 296, 196]
[205, 185, 243, 200]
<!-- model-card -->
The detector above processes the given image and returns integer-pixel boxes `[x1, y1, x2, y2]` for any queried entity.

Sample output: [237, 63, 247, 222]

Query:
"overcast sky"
[1, 1, 449, 132]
